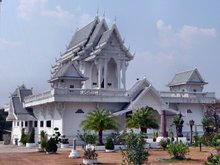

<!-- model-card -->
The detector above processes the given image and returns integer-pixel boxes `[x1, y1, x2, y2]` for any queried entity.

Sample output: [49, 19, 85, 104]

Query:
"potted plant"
[82, 144, 98, 165]
[60, 135, 69, 148]
[26, 128, 36, 147]
[152, 132, 157, 142]
[105, 137, 114, 152]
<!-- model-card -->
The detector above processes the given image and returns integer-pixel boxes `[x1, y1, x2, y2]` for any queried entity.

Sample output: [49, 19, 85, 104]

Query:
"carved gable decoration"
[188, 69, 206, 84]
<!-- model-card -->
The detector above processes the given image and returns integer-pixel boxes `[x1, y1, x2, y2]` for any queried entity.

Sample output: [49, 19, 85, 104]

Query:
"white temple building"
[5, 17, 216, 144]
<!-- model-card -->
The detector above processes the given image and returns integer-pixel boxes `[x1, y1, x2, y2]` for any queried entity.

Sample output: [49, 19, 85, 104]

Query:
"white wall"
[62, 102, 96, 137]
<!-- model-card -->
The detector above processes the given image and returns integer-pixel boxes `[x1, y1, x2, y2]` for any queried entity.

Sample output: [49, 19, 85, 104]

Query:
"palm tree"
[126, 106, 159, 134]
[189, 120, 195, 144]
[172, 113, 184, 141]
[80, 108, 118, 145]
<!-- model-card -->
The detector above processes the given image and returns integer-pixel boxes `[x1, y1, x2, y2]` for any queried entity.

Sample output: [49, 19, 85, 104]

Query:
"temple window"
[34, 121, 38, 127]
[40, 121, 44, 127]
[46, 120, 51, 127]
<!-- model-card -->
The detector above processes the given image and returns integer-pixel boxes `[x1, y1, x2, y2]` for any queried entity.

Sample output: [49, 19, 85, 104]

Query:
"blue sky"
[0, 0, 220, 106]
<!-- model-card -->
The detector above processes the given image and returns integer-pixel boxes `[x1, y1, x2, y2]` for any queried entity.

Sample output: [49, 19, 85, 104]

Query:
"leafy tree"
[189, 120, 195, 144]
[202, 106, 220, 133]
[0, 109, 12, 141]
[126, 107, 159, 133]
[80, 108, 118, 145]
[172, 113, 184, 141]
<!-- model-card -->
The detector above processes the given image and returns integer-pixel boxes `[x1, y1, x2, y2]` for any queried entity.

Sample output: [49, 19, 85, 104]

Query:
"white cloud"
[78, 14, 95, 27]
[17, 0, 47, 20]
[0, 38, 22, 49]
[141, 20, 218, 67]
[17, 0, 74, 24]
[41, 6, 75, 25]
[156, 19, 218, 49]
[177, 25, 217, 45]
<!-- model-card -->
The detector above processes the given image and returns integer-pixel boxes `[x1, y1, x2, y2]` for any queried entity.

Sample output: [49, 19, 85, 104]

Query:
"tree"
[172, 113, 184, 141]
[0, 109, 12, 141]
[189, 120, 195, 145]
[126, 106, 159, 134]
[80, 108, 118, 145]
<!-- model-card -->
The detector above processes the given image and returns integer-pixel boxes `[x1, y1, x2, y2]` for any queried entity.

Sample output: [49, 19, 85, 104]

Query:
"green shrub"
[105, 137, 114, 150]
[60, 135, 69, 144]
[167, 141, 189, 160]
[40, 131, 47, 151]
[193, 131, 200, 147]
[205, 153, 220, 165]
[111, 133, 125, 145]
[77, 131, 97, 145]
[121, 131, 149, 165]
[46, 138, 57, 153]
[20, 128, 29, 145]
[210, 129, 220, 147]
[52, 128, 61, 144]
[201, 132, 215, 146]
[159, 139, 168, 150]
[28, 128, 35, 143]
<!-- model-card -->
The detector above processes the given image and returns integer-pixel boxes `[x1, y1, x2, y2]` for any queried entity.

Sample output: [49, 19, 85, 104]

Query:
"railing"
[160, 91, 216, 103]
[24, 90, 52, 103]
[53, 88, 127, 97]
[160, 91, 215, 98]
[24, 88, 128, 103]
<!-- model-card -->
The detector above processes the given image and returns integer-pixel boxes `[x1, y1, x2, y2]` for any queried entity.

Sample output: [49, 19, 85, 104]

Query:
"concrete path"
[0, 144, 74, 153]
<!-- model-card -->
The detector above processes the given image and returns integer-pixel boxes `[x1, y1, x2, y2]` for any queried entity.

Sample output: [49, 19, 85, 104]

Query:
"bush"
[77, 131, 97, 145]
[40, 131, 47, 151]
[205, 153, 220, 165]
[159, 139, 168, 150]
[20, 128, 29, 145]
[28, 128, 35, 143]
[46, 138, 57, 153]
[52, 128, 61, 144]
[210, 129, 220, 147]
[105, 137, 114, 150]
[111, 133, 125, 145]
[60, 135, 69, 144]
[121, 131, 149, 165]
[168, 141, 189, 160]
[201, 132, 215, 146]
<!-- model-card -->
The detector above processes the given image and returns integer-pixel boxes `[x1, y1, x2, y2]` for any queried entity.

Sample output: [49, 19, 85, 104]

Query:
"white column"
[117, 61, 121, 89]
[98, 62, 102, 89]
[122, 60, 126, 89]
[104, 59, 107, 89]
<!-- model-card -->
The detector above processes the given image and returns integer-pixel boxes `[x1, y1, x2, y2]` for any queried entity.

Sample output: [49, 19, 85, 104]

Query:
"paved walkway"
[0, 144, 74, 153]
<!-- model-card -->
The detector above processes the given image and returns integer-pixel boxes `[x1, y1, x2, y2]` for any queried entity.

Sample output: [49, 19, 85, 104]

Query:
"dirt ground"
[0, 146, 215, 165]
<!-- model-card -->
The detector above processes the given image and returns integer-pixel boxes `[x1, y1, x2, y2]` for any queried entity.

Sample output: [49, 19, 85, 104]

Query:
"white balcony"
[24, 88, 129, 107]
[160, 91, 216, 104]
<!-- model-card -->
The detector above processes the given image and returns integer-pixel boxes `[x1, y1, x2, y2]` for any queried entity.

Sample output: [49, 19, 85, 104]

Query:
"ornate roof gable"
[49, 61, 87, 82]
[91, 24, 133, 60]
